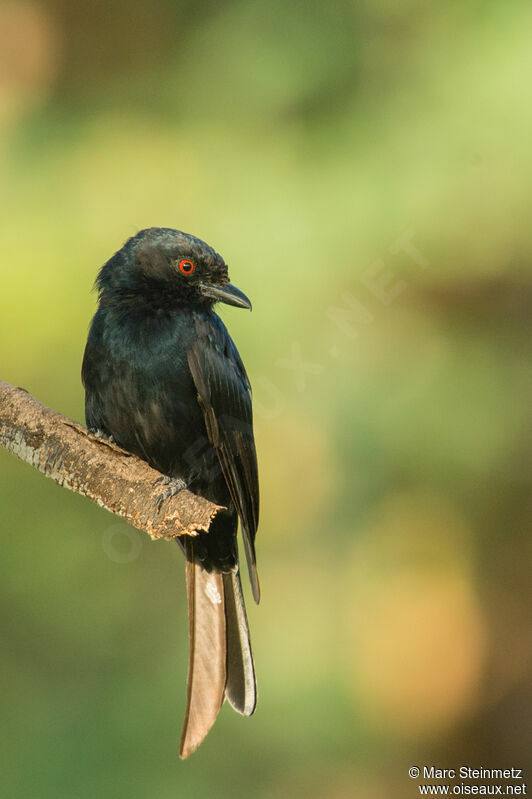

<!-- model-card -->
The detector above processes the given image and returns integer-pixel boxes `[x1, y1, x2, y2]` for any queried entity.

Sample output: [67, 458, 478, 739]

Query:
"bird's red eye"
[179, 259, 195, 275]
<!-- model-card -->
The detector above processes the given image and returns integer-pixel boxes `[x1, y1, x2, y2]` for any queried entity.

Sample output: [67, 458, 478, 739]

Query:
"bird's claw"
[154, 476, 187, 513]
[90, 428, 115, 444]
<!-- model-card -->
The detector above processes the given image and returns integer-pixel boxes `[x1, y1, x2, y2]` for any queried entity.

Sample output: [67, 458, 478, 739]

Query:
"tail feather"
[223, 569, 257, 716]
[179, 546, 257, 758]
[179, 556, 226, 759]
[241, 529, 261, 605]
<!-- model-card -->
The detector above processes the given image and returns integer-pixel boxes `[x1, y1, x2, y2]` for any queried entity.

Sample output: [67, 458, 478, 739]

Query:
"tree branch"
[0, 380, 222, 540]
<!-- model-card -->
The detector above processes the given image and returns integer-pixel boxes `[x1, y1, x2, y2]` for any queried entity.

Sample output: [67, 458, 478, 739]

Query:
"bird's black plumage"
[82, 227, 259, 756]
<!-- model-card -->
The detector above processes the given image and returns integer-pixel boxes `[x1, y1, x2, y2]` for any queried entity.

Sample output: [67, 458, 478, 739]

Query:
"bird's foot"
[154, 476, 187, 512]
[90, 428, 116, 444]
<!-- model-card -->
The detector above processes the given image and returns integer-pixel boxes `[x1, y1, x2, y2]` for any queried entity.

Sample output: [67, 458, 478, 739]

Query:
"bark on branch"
[0, 380, 222, 539]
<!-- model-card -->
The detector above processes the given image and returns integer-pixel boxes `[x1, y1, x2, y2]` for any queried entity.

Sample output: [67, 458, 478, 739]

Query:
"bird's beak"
[200, 282, 252, 310]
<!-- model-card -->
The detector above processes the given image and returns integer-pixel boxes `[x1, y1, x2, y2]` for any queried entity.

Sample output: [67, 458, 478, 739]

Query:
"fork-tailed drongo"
[81, 227, 259, 758]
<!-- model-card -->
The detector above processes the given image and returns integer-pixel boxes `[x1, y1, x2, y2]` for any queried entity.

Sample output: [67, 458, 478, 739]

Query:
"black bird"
[81, 227, 259, 758]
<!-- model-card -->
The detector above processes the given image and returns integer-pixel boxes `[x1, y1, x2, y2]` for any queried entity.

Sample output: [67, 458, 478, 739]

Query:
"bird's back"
[83, 302, 244, 569]
[84, 304, 216, 483]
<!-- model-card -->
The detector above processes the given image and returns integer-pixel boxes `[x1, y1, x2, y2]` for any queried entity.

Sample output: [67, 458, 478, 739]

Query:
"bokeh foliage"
[1, 1, 531, 797]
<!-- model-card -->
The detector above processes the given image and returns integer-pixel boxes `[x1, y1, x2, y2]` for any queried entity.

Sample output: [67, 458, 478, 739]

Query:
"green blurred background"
[1, 1, 531, 797]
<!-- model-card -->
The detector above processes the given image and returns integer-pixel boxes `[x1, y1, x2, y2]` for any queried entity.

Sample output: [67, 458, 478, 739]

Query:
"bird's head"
[96, 227, 251, 310]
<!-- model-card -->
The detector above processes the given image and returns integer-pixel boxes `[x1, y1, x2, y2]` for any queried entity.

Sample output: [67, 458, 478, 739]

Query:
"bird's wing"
[187, 312, 260, 603]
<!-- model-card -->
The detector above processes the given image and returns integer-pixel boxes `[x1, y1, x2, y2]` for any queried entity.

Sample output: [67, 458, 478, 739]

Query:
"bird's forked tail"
[179, 544, 256, 759]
